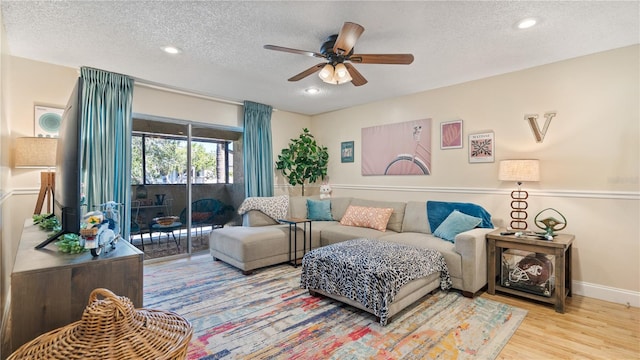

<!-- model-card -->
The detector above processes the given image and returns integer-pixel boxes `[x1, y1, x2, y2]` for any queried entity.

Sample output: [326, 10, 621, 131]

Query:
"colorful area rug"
[144, 254, 526, 359]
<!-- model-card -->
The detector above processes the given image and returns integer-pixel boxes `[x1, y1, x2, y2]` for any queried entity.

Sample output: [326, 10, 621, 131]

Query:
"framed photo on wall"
[341, 141, 354, 163]
[361, 119, 432, 175]
[468, 131, 494, 163]
[440, 120, 463, 149]
[34, 105, 64, 138]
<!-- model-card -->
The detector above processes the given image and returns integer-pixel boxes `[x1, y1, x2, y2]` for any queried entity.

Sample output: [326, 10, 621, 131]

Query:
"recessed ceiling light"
[516, 18, 537, 29]
[162, 46, 182, 54]
[305, 87, 320, 94]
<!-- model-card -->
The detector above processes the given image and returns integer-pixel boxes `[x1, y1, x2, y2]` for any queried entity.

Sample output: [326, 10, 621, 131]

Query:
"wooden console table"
[486, 229, 574, 313]
[8, 220, 144, 354]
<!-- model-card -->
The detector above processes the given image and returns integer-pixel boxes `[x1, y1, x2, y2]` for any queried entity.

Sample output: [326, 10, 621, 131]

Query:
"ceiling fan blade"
[349, 54, 414, 65]
[264, 45, 325, 59]
[333, 22, 365, 55]
[344, 63, 368, 86]
[288, 63, 326, 82]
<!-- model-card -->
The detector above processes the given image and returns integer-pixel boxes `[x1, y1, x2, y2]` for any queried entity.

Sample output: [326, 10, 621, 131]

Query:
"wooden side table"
[486, 229, 574, 313]
[278, 218, 312, 267]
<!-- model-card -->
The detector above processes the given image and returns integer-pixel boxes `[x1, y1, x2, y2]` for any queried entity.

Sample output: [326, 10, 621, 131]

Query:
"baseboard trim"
[572, 280, 640, 308]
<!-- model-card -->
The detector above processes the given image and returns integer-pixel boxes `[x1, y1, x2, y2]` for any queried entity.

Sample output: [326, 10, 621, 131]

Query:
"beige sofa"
[209, 196, 495, 297]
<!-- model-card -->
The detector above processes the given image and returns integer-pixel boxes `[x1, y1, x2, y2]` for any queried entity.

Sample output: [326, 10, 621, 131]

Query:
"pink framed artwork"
[361, 119, 432, 176]
[440, 120, 463, 149]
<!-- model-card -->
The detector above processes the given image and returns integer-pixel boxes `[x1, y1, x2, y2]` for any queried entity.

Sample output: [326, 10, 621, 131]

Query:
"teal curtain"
[243, 101, 273, 197]
[80, 67, 134, 239]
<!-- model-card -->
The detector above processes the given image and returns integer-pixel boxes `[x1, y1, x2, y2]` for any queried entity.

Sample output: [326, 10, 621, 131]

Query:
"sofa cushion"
[380, 232, 462, 281]
[210, 226, 290, 262]
[433, 210, 482, 243]
[426, 201, 493, 231]
[288, 196, 311, 219]
[402, 201, 431, 234]
[340, 205, 394, 231]
[307, 199, 333, 221]
[319, 223, 396, 246]
[329, 197, 353, 220]
[350, 198, 406, 232]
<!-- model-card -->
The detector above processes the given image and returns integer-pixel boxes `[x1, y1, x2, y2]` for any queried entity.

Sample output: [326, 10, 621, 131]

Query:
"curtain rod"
[134, 80, 243, 106]
[133, 78, 277, 111]
[75, 68, 277, 111]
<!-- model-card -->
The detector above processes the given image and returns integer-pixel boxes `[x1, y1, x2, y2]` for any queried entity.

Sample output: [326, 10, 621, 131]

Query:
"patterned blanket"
[237, 195, 289, 221]
[300, 238, 451, 325]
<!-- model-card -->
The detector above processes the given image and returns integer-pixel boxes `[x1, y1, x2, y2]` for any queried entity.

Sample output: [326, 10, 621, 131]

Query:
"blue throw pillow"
[307, 199, 333, 221]
[433, 210, 482, 243]
[426, 201, 493, 232]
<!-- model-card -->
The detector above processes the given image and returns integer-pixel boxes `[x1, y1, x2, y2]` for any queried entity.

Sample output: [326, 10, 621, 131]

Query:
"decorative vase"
[135, 185, 147, 199]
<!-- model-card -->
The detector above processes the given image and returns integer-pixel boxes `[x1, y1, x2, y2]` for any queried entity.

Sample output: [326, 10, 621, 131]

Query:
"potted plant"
[275, 128, 329, 196]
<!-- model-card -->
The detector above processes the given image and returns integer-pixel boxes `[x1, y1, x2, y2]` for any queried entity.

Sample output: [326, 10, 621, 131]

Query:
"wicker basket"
[8, 288, 192, 360]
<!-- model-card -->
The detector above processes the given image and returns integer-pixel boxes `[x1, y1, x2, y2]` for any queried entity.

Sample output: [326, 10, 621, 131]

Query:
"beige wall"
[0, 58, 77, 310]
[0, 56, 310, 333]
[0, 5, 6, 337]
[310, 45, 640, 305]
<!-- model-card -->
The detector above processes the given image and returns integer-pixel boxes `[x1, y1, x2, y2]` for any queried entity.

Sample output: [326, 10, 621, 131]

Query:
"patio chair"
[179, 198, 234, 237]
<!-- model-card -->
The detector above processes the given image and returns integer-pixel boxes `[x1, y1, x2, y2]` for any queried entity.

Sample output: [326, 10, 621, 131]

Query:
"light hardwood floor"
[480, 292, 640, 359]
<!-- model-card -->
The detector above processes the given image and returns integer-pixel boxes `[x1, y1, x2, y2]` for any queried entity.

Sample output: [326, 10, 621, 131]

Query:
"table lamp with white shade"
[498, 159, 540, 230]
[14, 137, 58, 214]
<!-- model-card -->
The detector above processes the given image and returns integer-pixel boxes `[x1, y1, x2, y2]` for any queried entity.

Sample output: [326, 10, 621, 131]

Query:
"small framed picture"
[468, 131, 494, 163]
[34, 105, 64, 138]
[440, 120, 463, 149]
[341, 141, 354, 163]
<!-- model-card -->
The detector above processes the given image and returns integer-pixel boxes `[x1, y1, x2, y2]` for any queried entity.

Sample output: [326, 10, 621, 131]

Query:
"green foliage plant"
[275, 128, 329, 196]
[32, 214, 86, 254]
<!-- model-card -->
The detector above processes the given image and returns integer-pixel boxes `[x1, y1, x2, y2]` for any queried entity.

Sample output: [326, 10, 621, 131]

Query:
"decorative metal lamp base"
[509, 186, 529, 230]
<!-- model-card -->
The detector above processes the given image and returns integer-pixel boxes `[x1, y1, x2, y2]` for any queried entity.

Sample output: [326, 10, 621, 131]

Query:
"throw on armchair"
[179, 199, 234, 235]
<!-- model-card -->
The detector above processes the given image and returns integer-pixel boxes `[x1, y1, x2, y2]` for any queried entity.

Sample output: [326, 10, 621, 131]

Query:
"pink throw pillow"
[339, 205, 394, 232]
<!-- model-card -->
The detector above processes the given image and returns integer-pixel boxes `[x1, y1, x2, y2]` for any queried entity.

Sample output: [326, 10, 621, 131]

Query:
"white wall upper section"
[312, 45, 639, 193]
[4, 57, 311, 192]
[132, 85, 242, 128]
[5, 57, 77, 191]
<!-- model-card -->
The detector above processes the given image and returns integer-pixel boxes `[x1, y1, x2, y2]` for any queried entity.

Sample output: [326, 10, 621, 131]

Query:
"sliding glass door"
[129, 117, 243, 260]
[186, 124, 235, 252]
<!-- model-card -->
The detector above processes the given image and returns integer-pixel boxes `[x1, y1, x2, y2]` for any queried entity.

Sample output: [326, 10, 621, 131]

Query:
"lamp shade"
[14, 137, 58, 168]
[498, 159, 540, 182]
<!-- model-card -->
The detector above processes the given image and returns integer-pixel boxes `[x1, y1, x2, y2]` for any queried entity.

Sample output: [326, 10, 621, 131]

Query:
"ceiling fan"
[264, 22, 414, 86]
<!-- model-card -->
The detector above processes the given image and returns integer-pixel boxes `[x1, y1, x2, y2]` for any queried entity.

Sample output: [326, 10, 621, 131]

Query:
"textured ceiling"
[2, 1, 638, 115]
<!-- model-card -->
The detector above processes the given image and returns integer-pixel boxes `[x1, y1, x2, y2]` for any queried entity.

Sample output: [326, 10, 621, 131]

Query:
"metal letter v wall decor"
[525, 112, 557, 143]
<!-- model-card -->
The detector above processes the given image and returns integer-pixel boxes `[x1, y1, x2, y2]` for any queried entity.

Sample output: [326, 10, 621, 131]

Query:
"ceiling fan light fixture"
[265, 22, 414, 87]
[334, 63, 352, 84]
[318, 64, 335, 82]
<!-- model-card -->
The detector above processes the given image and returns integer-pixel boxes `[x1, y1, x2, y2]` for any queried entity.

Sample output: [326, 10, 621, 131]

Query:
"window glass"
[132, 133, 233, 185]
